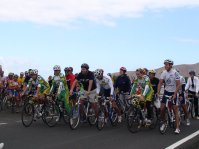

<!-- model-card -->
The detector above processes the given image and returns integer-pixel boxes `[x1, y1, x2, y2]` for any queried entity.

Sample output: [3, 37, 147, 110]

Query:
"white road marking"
[0, 123, 8, 126]
[165, 130, 199, 149]
[16, 120, 22, 123]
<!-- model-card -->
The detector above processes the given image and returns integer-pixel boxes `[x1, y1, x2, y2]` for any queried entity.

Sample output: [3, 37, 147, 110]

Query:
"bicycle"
[96, 96, 118, 131]
[69, 92, 97, 130]
[21, 95, 59, 127]
[126, 95, 158, 133]
[159, 95, 176, 134]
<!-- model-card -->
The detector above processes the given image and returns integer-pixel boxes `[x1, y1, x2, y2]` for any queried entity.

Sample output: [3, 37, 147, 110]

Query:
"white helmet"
[94, 69, 103, 77]
[53, 65, 61, 71]
[164, 59, 174, 65]
[32, 69, 38, 75]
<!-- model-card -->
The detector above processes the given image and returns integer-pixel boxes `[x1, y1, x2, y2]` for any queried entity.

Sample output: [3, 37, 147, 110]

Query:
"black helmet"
[81, 63, 89, 69]
[189, 70, 196, 76]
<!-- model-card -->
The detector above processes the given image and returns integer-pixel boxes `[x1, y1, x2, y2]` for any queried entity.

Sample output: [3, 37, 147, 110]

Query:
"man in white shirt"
[158, 59, 181, 134]
[185, 70, 199, 119]
[94, 69, 122, 123]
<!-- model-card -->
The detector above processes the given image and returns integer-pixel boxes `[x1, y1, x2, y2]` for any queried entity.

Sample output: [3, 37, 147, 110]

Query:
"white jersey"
[185, 76, 199, 93]
[96, 75, 114, 96]
[160, 69, 180, 93]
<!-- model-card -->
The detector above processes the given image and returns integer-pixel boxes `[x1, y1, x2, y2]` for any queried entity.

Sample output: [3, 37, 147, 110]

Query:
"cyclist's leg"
[145, 92, 153, 119]
[180, 94, 189, 119]
[160, 95, 166, 122]
[88, 89, 98, 116]
[172, 97, 180, 129]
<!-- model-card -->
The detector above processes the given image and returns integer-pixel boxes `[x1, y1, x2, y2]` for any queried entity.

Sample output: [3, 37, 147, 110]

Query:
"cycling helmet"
[9, 72, 14, 76]
[164, 59, 174, 65]
[149, 70, 156, 74]
[120, 67, 127, 72]
[32, 69, 38, 75]
[14, 74, 18, 78]
[64, 67, 68, 72]
[81, 63, 89, 69]
[20, 72, 24, 75]
[53, 65, 61, 71]
[94, 69, 103, 77]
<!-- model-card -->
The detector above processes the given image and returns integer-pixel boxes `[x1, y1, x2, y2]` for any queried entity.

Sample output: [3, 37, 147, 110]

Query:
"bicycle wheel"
[149, 107, 158, 129]
[109, 108, 118, 126]
[126, 107, 141, 133]
[159, 112, 169, 134]
[69, 105, 80, 130]
[97, 109, 105, 131]
[21, 103, 34, 127]
[43, 102, 60, 127]
[87, 107, 97, 126]
[3, 96, 11, 111]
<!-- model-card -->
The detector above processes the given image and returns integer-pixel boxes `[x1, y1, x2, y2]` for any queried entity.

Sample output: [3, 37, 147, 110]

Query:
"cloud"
[175, 37, 199, 44]
[0, 0, 199, 26]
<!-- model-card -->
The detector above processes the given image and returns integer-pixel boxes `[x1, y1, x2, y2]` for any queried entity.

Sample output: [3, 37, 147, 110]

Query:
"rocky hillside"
[113, 62, 199, 80]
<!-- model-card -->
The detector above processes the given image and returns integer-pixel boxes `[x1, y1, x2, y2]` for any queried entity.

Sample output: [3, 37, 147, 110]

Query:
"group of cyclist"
[0, 59, 199, 135]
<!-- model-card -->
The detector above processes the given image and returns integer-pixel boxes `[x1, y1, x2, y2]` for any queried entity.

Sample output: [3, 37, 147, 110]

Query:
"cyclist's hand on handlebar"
[172, 94, 177, 100]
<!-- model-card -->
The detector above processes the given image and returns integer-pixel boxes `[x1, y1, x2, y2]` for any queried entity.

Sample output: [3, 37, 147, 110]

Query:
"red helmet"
[120, 67, 127, 72]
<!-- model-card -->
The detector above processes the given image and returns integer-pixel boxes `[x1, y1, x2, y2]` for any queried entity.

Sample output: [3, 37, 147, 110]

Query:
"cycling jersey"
[18, 77, 25, 86]
[131, 76, 154, 101]
[66, 74, 75, 90]
[96, 75, 114, 96]
[160, 69, 180, 93]
[76, 71, 96, 91]
[114, 74, 131, 93]
[150, 77, 159, 94]
[27, 75, 49, 95]
[50, 73, 70, 112]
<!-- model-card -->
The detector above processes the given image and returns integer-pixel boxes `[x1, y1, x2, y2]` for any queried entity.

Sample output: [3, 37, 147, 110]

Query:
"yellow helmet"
[149, 70, 156, 74]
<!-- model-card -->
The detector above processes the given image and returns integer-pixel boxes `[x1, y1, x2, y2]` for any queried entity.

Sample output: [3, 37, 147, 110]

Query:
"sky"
[0, 0, 199, 78]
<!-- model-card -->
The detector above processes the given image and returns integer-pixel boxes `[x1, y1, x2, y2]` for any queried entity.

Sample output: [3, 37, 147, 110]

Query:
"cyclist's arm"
[36, 84, 41, 96]
[108, 77, 114, 96]
[88, 80, 93, 92]
[157, 79, 164, 95]
[130, 82, 137, 96]
[96, 81, 100, 95]
[70, 79, 77, 92]
[143, 84, 150, 97]
[174, 80, 180, 96]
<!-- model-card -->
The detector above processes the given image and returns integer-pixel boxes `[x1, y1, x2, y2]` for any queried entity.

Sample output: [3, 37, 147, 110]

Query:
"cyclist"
[94, 69, 122, 123]
[185, 70, 199, 119]
[114, 67, 131, 110]
[18, 72, 25, 90]
[50, 65, 70, 113]
[13, 74, 20, 112]
[22, 69, 49, 100]
[149, 70, 159, 95]
[65, 67, 75, 90]
[70, 63, 98, 116]
[157, 59, 181, 134]
[130, 68, 154, 123]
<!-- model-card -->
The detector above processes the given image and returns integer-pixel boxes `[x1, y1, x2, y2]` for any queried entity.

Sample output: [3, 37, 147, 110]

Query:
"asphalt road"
[0, 112, 199, 149]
